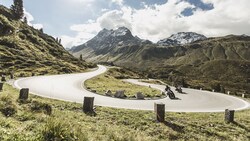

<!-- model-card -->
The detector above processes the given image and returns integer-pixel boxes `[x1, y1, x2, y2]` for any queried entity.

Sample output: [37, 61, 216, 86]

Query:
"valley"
[70, 27, 250, 97]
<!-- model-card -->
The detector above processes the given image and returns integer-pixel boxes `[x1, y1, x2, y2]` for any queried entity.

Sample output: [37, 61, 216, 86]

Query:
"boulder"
[161, 91, 165, 95]
[135, 92, 144, 99]
[105, 90, 112, 96]
[114, 90, 126, 98]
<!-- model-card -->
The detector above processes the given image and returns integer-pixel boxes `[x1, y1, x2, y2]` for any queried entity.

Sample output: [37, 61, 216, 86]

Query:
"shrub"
[61, 67, 72, 73]
[0, 104, 17, 117]
[0, 96, 17, 117]
[211, 83, 221, 92]
[30, 101, 52, 115]
[18, 32, 26, 40]
[0, 38, 17, 48]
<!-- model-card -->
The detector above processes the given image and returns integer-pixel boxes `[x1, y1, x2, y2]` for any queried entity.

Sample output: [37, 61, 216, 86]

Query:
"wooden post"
[19, 88, 29, 100]
[225, 109, 234, 123]
[0, 82, 3, 91]
[227, 91, 230, 95]
[1, 76, 6, 82]
[10, 74, 14, 79]
[83, 97, 94, 113]
[212, 89, 215, 92]
[242, 94, 245, 98]
[154, 102, 165, 122]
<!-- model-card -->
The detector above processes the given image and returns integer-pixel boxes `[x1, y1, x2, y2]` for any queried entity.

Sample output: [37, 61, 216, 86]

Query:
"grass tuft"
[41, 118, 77, 141]
[30, 101, 52, 115]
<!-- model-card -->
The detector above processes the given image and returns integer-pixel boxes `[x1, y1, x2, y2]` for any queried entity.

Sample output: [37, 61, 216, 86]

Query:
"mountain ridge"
[157, 32, 207, 46]
[69, 26, 250, 94]
[70, 27, 142, 53]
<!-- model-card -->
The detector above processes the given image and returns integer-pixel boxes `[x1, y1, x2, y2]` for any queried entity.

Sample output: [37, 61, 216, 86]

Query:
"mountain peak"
[158, 32, 207, 46]
[117, 26, 129, 31]
[70, 26, 142, 52]
[96, 26, 132, 39]
[113, 26, 131, 37]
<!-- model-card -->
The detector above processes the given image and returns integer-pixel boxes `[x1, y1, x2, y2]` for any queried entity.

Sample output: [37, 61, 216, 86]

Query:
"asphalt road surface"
[14, 65, 250, 112]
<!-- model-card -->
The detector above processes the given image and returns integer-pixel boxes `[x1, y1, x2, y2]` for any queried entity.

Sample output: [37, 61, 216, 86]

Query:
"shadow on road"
[170, 97, 181, 100]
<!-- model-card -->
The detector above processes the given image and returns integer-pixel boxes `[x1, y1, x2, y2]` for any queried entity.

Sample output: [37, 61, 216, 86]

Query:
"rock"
[114, 90, 126, 98]
[105, 90, 112, 96]
[161, 91, 165, 95]
[135, 92, 144, 99]
[91, 90, 96, 93]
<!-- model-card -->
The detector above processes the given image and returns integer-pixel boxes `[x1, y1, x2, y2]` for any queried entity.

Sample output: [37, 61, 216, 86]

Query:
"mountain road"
[14, 65, 250, 112]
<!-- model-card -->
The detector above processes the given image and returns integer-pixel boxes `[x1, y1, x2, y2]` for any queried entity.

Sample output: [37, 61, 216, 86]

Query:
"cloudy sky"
[1, 0, 250, 48]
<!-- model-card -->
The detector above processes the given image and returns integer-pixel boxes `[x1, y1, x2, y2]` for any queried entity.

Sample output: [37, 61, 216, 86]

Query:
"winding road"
[14, 65, 250, 112]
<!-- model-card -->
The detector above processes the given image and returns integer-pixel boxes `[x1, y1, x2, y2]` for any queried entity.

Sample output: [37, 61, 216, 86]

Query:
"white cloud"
[60, 35, 75, 49]
[61, 20, 101, 48]
[70, 22, 100, 33]
[185, 0, 250, 37]
[111, 0, 123, 6]
[62, 0, 250, 48]
[130, 0, 194, 41]
[33, 24, 43, 30]
[97, 9, 132, 30]
[101, 8, 109, 12]
[24, 9, 43, 30]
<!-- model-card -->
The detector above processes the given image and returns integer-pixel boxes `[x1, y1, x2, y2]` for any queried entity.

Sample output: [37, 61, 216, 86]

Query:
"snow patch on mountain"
[113, 27, 130, 36]
[158, 32, 207, 46]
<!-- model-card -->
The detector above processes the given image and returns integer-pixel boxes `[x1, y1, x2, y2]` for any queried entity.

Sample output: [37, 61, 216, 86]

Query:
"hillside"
[0, 5, 95, 77]
[144, 36, 250, 93]
[70, 27, 250, 94]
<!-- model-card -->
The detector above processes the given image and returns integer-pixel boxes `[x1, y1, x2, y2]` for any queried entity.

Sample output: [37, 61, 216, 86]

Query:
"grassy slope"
[0, 5, 95, 76]
[142, 36, 250, 95]
[85, 67, 162, 98]
[0, 84, 250, 140]
[147, 60, 250, 97]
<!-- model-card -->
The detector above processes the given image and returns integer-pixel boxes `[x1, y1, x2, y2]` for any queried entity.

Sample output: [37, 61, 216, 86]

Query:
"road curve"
[14, 65, 250, 112]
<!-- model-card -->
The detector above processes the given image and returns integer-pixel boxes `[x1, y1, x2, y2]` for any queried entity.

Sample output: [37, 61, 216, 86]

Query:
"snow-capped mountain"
[157, 32, 207, 46]
[94, 27, 133, 40]
[70, 27, 143, 53]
